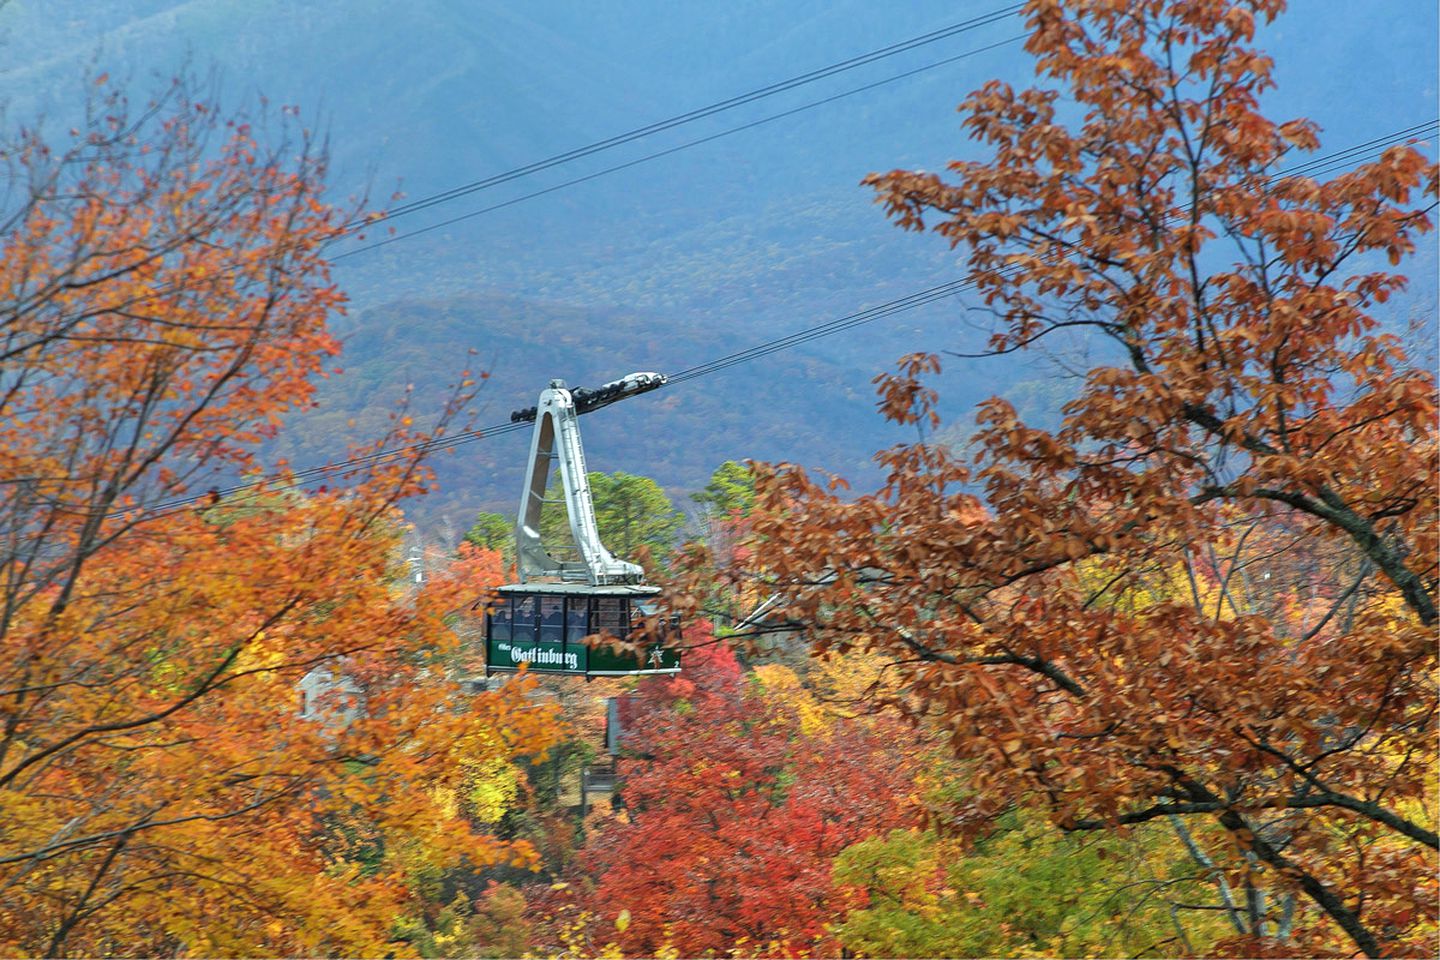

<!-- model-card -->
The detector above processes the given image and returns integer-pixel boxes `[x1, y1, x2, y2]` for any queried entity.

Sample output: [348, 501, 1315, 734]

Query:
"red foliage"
[567, 626, 924, 957]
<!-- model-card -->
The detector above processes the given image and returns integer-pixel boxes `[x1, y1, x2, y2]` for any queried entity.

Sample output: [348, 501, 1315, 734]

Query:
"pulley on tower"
[483, 372, 681, 678]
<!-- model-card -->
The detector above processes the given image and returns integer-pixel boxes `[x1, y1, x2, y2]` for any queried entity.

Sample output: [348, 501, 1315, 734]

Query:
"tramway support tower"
[483, 373, 681, 678]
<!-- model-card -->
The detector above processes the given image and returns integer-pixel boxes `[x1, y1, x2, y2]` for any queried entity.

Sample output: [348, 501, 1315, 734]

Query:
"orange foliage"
[0, 82, 559, 956]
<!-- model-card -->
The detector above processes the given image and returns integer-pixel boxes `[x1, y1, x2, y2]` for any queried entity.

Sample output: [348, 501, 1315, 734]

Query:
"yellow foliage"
[751, 664, 830, 735]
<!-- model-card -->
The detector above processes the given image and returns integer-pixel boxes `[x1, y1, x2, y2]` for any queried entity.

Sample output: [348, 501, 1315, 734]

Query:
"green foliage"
[464, 470, 682, 567]
[833, 811, 1229, 958]
[393, 884, 533, 959]
[588, 471, 684, 561]
[494, 470, 683, 566]
[830, 829, 948, 957]
[692, 459, 756, 517]
[464, 511, 511, 551]
[537, 476, 575, 554]
[464, 511, 513, 564]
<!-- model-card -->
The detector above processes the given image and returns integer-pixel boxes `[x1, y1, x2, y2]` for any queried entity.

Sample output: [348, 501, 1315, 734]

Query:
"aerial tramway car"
[482, 373, 681, 679]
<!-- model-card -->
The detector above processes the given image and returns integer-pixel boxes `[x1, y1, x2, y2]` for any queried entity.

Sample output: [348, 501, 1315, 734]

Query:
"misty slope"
[280, 289, 962, 532]
[4, 1, 1436, 539]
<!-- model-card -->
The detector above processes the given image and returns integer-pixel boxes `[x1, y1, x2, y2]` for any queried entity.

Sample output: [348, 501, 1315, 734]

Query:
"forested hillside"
[276, 290, 960, 527]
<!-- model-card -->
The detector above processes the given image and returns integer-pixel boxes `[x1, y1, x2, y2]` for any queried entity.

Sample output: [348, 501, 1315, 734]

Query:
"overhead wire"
[18, 9, 1027, 325]
[128, 281, 977, 519]
[668, 280, 974, 385]
[94, 15, 1034, 520]
[337, 4, 1026, 233]
[339, 116, 1440, 263]
[333, 32, 1028, 261]
[122, 120, 1439, 520]
[1276, 119, 1437, 180]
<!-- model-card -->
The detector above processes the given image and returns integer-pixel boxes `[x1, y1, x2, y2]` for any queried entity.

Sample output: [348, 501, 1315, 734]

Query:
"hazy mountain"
[3, 0, 1435, 535]
[283, 288, 992, 528]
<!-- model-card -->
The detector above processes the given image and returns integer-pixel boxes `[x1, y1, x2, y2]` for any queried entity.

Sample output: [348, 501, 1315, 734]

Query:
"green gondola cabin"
[483, 374, 681, 678]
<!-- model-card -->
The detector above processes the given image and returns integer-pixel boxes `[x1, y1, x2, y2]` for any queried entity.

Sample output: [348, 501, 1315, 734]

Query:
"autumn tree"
[683, 461, 766, 632]
[0, 80, 560, 956]
[553, 633, 930, 958]
[676, 1, 1438, 956]
[464, 511, 513, 559]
